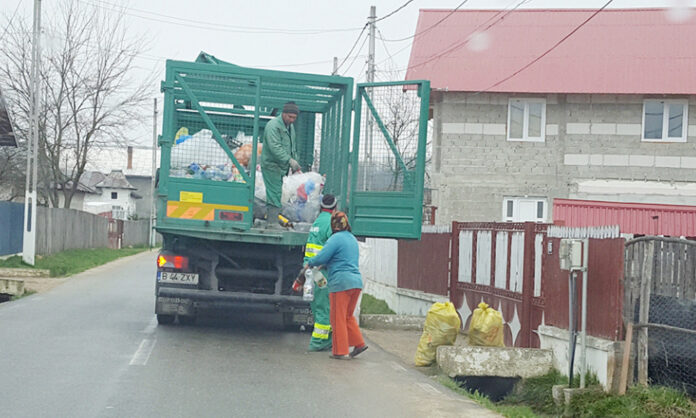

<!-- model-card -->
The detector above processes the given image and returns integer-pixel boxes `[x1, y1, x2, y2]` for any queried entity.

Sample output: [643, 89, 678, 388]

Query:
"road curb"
[360, 314, 425, 330]
[0, 268, 51, 278]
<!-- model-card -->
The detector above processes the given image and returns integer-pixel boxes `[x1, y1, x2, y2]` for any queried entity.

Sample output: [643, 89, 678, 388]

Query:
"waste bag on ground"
[414, 301, 461, 367]
[468, 302, 504, 347]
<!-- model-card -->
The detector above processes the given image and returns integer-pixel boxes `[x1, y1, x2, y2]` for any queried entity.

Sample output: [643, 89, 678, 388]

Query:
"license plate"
[158, 271, 199, 285]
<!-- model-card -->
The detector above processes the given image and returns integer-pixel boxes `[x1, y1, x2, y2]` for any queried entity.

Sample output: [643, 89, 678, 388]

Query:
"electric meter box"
[559, 239, 584, 271]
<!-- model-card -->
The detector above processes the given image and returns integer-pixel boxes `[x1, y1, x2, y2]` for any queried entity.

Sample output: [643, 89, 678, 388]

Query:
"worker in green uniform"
[302, 194, 337, 351]
[260, 102, 302, 228]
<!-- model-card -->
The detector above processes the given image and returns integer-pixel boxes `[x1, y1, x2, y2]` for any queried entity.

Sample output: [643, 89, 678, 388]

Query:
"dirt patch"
[22, 277, 69, 294]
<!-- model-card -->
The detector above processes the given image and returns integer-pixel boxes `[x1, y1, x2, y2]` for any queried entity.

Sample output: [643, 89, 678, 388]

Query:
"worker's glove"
[289, 158, 301, 172]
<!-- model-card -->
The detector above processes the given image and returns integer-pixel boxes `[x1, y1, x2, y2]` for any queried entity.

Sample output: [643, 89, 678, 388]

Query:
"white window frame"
[507, 98, 546, 142]
[502, 197, 548, 223]
[641, 99, 688, 143]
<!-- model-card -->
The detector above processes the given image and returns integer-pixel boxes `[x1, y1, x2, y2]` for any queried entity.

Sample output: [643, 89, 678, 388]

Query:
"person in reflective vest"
[302, 194, 337, 351]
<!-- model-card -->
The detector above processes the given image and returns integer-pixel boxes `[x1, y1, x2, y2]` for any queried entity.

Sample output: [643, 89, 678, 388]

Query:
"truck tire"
[157, 314, 175, 325]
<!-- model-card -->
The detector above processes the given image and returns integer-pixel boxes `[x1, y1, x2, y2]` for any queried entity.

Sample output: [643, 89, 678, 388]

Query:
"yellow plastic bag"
[468, 302, 504, 347]
[414, 302, 461, 366]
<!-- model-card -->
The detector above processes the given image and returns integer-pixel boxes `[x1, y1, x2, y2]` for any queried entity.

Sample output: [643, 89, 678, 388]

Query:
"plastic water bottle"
[303, 268, 314, 301]
[313, 268, 327, 288]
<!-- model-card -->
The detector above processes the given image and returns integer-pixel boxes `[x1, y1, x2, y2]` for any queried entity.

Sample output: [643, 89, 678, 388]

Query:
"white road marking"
[141, 317, 157, 334]
[417, 382, 442, 395]
[129, 338, 156, 366]
[390, 361, 407, 372]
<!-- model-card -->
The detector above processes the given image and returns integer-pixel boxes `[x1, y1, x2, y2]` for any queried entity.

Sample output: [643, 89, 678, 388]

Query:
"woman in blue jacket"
[307, 212, 368, 359]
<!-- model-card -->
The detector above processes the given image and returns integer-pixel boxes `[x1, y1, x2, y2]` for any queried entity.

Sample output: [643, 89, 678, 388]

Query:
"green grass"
[0, 247, 149, 277]
[360, 293, 396, 315]
[438, 369, 696, 418]
[11, 289, 37, 301]
[437, 375, 538, 418]
[567, 385, 696, 418]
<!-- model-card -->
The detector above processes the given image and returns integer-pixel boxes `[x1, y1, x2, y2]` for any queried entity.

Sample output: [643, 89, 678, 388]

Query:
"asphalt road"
[0, 251, 495, 418]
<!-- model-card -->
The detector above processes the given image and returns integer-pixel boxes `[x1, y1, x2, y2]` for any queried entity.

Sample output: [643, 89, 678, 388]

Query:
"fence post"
[638, 240, 654, 386]
[520, 222, 536, 347]
[450, 221, 461, 308]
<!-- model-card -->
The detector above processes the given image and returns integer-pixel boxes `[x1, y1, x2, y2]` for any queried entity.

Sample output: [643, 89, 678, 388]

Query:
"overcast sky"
[0, 0, 691, 145]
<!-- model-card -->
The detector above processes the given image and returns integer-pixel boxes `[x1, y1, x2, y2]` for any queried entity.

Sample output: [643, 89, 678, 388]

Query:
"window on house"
[507, 99, 546, 142]
[111, 192, 118, 199]
[642, 100, 688, 142]
[503, 197, 547, 222]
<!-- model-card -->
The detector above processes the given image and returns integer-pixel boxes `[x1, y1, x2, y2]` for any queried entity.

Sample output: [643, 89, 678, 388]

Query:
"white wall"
[83, 188, 136, 219]
[359, 238, 448, 316]
[538, 325, 624, 392]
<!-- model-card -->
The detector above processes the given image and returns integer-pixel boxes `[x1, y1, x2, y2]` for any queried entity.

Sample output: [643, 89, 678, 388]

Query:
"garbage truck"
[154, 52, 430, 326]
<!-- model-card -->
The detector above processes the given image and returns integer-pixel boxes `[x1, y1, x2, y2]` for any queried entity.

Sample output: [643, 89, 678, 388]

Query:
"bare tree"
[0, 0, 153, 208]
[364, 82, 432, 192]
[0, 147, 25, 201]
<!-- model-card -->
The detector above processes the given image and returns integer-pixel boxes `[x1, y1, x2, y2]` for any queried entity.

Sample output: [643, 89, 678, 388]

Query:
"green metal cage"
[156, 52, 429, 244]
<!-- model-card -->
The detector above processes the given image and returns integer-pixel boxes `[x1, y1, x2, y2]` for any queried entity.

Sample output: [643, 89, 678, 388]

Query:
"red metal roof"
[553, 199, 696, 236]
[405, 9, 696, 94]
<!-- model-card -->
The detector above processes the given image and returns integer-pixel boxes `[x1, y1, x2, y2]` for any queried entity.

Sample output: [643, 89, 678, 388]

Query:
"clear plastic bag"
[414, 302, 461, 366]
[280, 172, 324, 223]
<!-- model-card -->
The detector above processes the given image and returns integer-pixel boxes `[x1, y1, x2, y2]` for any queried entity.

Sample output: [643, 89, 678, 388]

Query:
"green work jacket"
[260, 114, 297, 174]
[304, 210, 333, 265]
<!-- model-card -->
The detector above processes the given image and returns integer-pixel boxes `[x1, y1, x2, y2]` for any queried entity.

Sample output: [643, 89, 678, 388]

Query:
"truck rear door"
[347, 80, 430, 239]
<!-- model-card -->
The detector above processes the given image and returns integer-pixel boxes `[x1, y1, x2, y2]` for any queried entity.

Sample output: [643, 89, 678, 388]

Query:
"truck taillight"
[157, 254, 189, 270]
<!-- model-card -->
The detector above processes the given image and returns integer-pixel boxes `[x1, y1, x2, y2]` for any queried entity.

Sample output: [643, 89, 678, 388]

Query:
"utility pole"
[332, 57, 338, 75]
[149, 98, 158, 248]
[367, 6, 376, 84]
[364, 5, 376, 191]
[23, 0, 41, 265]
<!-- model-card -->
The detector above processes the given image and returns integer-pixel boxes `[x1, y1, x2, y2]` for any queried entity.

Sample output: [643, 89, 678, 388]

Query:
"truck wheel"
[157, 314, 175, 325]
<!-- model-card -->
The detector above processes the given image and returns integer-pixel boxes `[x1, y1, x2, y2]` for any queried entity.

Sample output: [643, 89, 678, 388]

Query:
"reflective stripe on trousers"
[312, 322, 331, 340]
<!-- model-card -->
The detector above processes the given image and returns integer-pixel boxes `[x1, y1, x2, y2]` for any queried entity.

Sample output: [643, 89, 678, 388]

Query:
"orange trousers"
[329, 288, 365, 356]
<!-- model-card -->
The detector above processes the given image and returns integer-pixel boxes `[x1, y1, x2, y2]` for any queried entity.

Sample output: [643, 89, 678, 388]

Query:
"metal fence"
[624, 237, 696, 395]
[0, 201, 23, 256]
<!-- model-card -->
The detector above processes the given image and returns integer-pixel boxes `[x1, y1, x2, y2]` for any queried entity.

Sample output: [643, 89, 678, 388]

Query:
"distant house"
[82, 145, 159, 220]
[58, 169, 141, 220]
[406, 8, 696, 232]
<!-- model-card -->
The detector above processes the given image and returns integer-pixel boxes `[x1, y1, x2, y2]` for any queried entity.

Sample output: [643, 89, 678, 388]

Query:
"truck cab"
[154, 52, 430, 326]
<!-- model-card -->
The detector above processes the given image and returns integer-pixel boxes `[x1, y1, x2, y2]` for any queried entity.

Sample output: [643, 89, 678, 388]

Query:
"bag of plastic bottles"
[468, 302, 504, 347]
[414, 302, 461, 367]
[281, 172, 324, 223]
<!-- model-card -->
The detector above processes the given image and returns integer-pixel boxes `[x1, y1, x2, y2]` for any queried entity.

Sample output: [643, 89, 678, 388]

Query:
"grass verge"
[360, 293, 396, 315]
[438, 369, 696, 418]
[0, 247, 149, 277]
[11, 289, 37, 301]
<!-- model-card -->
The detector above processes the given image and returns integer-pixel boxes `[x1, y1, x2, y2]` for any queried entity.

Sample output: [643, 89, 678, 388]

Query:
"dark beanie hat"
[321, 194, 337, 210]
[282, 102, 299, 115]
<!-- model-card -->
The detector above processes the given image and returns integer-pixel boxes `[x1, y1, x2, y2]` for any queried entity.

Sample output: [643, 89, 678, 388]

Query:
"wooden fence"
[624, 237, 696, 394]
[0, 202, 151, 256]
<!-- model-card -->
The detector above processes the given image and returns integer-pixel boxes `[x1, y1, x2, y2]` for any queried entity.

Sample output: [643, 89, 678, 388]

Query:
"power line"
[405, 0, 529, 71]
[478, 0, 614, 94]
[79, 0, 364, 35]
[341, 33, 370, 76]
[374, 0, 414, 23]
[335, 23, 369, 74]
[0, 0, 23, 42]
[380, 0, 470, 43]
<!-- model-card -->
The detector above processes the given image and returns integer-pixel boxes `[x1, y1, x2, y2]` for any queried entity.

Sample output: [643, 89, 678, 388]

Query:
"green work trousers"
[309, 283, 332, 351]
[262, 168, 284, 208]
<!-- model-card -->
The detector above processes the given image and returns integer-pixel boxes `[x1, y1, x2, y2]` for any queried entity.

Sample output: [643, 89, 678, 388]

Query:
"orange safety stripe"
[166, 201, 248, 221]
